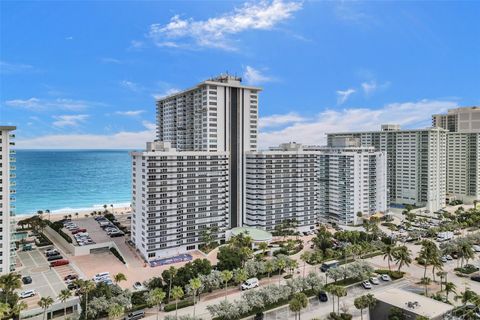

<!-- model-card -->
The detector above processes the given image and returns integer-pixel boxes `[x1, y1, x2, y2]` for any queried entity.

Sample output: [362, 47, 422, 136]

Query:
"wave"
[16, 202, 132, 216]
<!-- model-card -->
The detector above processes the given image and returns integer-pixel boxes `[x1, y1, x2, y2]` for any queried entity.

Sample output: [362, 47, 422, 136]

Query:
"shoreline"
[13, 204, 132, 222]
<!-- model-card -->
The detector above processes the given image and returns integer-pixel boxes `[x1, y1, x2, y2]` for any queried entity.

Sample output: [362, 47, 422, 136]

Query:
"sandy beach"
[13, 205, 132, 223]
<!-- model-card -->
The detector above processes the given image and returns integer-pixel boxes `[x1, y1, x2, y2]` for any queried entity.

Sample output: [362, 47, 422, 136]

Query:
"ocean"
[14, 150, 132, 215]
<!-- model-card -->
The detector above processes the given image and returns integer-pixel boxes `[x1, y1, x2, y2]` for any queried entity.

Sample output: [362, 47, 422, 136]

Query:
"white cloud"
[120, 80, 143, 92]
[4, 97, 99, 111]
[0, 61, 35, 74]
[259, 99, 458, 149]
[115, 110, 145, 117]
[259, 112, 305, 129]
[101, 58, 122, 64]
[130, 40, 145, 49]
[147, 0, 302, 50]
[16, 121, 156, 149]
[52, 114, 89, 127]
[65, 36, 74, 40]
[361, 80, 390, 95]
[243, 66, 273, 85]
[152, 88, 181, 100]
[336, 88, 356, 104]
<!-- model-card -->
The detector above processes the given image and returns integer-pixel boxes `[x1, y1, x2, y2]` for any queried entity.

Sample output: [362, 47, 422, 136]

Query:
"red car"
[50, 259, 69, 267]
[71, 228, 86, 234]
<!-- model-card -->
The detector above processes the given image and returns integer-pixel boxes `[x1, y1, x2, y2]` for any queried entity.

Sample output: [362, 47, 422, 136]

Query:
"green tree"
[258, 242, 269, 256]
[108, 303, 124, 319]
[382, 244, 395, 271]
[38, 296, 54, 320]
[0, 273, 22, 303]
[76, 279, 95, 319]
[189, 278, 202, 318]
[164, 266, 177, 302]
[444, 282, 456, 302]
[354, 295, 369, 320]
[234, 268, 248, 287]
[220, 270, 233, 300]
[13, 301, 28, 320]
[289, 292, 308, 320]
[113, 272, 127, 284]
[148, 288, 166, 320]
[58, 288, 72, 318]
[265, 260, 275, 278]
[392, 245, 412, 272]
[300, 252, 311, 278]
[276, 258, 287, 285]
[171, 286, 184, 319]
[0, 303, 11, 319]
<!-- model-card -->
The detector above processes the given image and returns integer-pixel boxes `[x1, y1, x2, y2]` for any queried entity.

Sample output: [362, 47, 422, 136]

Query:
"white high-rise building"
[156, 74, 261, 228]
[327, 125, 447, 212]
[433, 107, 480, 204]
[131, 141, 229, 260]
[245, 143, 319, 232]
[0, 126, 16, 274]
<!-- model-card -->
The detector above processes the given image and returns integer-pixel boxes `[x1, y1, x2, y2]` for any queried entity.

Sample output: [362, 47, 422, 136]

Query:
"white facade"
[0, 126, 16, 274]
[131, 141, 229, 260]
[156, 75, 261, 228]
[327, 126, 447, 212]
[245, 143, 319, 232]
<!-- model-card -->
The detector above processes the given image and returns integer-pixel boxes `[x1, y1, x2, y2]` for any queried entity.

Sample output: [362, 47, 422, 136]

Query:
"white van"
[241, 278, 259, 291]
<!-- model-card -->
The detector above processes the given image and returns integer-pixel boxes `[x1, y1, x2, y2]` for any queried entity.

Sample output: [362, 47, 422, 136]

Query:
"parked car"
[446, 255, 453, 260]
[22, 276, 32, 284]
[72, 228, 87, 235]
[19, 290, 36, 299]
[50, 259, 69, 267]
[470, 275, 480, 282]
[64, 274, 78, 281]
[47, 255, 63, 261]
[241, 278, 259, 291]
[464, 264, 480, 271]
[133, 281, 146, 291]
[362, 281, 372, 289]
[441, 256, 448, 263]
[67, 283, 79, 290]
[46, 250, 60, 257]
[124, 310, 145, 320]
[369, 277, 380, 285]
[472, 245, 480, 252]
[381, 274, 391, 281]
[44, 248, 58, 255]
[318, 291, 328, 302]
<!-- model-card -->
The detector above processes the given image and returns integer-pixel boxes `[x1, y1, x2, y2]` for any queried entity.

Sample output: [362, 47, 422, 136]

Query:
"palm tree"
[220, 270, 233, 300]
[354, 295, 369, 320]
[113, 272, 127, 284]
[75, 212, 79, 219]
[0, 273, 22, 303]
[0, 303, 11, 319]
[258, 242, 269, 256]
[58, 288, 72, 318]
[289, 292, 308, 320]
[38, 296, 54, 320]
[459, 241, 475, 267]
[276, 258, 287, 285]
[108, 303, 124, 319]
[166, 266, 177, 303]
[234, 268, 248, 288]
[382, 244, 395, 271]
[103, 204, 108, 212]
[171, 286, 184, 319]
[148, 288, 166, 320]
[289, 296, 302, 320]
[444, 282, 456, 302]
[287, 259, 299, 276]
[455, 288, 478, 306]
[13, 301, 28, 320]
[326, 285, 339, 313]
[437, 271, 447, 291]
[265, 260, 275, 278]
[392, 245, 412, 272]
[300, 252, 311, 278]
[77, 279, 95, 318]
[110, 204, 114, 213]
[333, 286, 347, 313]
[189, 278, 202, 317]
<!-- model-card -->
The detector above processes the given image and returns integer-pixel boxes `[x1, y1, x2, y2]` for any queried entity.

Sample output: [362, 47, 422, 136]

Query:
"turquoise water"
[14, 150, 132, 215]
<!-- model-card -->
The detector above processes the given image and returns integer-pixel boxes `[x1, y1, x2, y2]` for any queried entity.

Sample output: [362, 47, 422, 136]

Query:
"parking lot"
[67, 218, 112, 244]
[17, 249, 78, 310]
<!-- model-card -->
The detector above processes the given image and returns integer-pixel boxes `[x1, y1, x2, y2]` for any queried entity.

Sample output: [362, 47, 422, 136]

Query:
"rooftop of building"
[327, 124, 448, 135]
[230, 227, 273, 242]
[0, 126, 17, 131]
[375, 288, 455, 318]
[433, 106, 480, 116]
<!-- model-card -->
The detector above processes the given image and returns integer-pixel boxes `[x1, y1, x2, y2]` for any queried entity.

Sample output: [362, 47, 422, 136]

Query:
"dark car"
[124, 310, 145, 320]
[471, 275, 480, 282]
[47, 255, 63, 261]
[64, 274, 78, 281]
[253, 313, 264, 320]
[46, 250, 60, 257]
[67, 283, 79, 290]
[318, 291, 328, 302]
[22, 276, 32, 284]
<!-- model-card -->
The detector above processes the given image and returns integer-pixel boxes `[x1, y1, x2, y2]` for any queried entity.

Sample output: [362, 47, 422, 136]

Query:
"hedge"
[328, 312, 353, 320]
[35, 233, 53, 247]
[110, 247, 126, 264]
[361, 251, 382, 259]
[48, 221, 73, 243]
[164, 299, 194, 312]
[374, 269, 405, 279]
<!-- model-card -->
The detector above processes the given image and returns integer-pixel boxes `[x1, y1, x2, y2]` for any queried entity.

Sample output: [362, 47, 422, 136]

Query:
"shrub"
[361, 251, 382, 259]
[48, 221, 73, 243]
[110, 247, 126, 264]
[328, 312, 352, 320]
[454, 265, 478, 274]
[35, 233, 53, 247]
[163, 299, 194, 312]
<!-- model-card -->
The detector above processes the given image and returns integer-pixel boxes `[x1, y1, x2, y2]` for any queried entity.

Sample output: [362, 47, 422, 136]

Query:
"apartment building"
[131, 141, 229, 260]
[156, 74, 260, 228]
[327, 125, 447, 212]
[0, 126, 16, 274]
[308, 139, 387, 225]
[433, 107, 480, 204]
[245, 143, 319, 232]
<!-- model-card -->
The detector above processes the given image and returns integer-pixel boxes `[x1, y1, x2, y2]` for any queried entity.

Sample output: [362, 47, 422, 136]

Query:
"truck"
[437, 231, 454, 242]
[320, 260, 339, 272]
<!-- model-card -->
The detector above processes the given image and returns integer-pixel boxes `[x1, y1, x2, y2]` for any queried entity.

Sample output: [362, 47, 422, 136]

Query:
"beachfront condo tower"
[0, 126, 16, 274]
[327, 125, 447, 212]
[433, 107, 480, 204]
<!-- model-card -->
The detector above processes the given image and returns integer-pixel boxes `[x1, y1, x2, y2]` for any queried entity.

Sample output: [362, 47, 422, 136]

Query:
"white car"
[441, 256, 448, 263]
[362, 281, 372, 289]
[446, 255, 453, 260]
[133, 282, 147, 291]
[381, 274, 391, 281]
[472, 245, 480, 252]
[369, 277, 380, 285]
[241, 278, 259, 291]
[19, 290, 36, 299]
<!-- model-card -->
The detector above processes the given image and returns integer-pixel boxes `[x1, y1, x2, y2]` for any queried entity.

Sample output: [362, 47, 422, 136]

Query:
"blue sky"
[1, 0, 479, 149]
